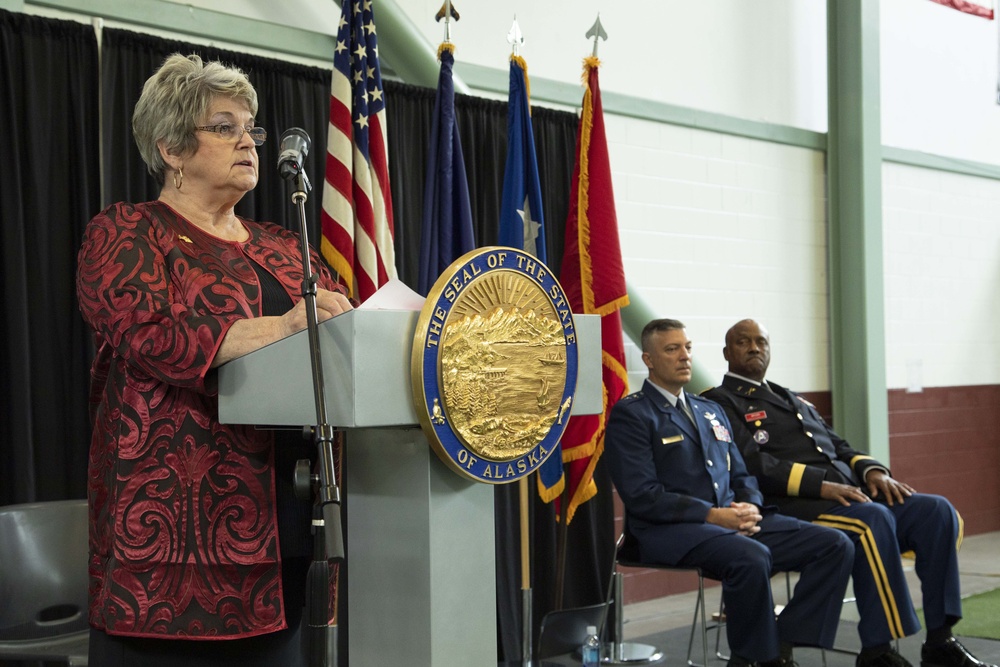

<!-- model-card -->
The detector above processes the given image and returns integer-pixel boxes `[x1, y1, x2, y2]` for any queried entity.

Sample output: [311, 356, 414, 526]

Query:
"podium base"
[348, 428, 495, 666]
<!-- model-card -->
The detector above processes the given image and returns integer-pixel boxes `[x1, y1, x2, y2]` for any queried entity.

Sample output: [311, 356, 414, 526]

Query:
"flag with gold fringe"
[556, 56, 629, 524]
[321, 0, 397, 302]
[494, 53, 564, 502]
[498, 55, 547, 258]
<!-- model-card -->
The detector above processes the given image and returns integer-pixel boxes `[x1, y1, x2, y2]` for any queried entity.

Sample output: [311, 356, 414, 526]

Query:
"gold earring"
[172, 167, 184, 190]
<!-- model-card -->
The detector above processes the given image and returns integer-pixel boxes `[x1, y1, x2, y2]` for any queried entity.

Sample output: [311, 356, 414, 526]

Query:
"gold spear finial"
[435, 0, 460, 43]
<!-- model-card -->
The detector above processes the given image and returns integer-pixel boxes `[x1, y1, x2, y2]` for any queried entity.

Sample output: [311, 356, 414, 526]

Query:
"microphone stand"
[283, 167, 344, 667]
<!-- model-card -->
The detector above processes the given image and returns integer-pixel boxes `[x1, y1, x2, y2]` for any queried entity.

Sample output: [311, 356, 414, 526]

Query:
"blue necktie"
[678, 396, 696, 426]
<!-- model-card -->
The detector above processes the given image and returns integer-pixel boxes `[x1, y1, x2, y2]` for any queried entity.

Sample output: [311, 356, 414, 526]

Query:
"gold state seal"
[411, 247, 579, 484]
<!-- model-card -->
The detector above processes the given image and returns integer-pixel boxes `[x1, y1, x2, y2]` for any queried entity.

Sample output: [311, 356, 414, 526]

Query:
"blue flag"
[498, 56, 562, 502]
[498, 57, 547, 262]
[418, 44, 475, 296]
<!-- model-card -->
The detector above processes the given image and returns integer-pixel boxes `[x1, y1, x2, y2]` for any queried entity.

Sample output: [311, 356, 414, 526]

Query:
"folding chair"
[609, 519, 724, 666]
[0, 500, 90, 666]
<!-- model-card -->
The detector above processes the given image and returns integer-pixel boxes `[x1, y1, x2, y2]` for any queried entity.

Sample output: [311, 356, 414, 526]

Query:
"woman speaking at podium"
[75, 53, 350, 666]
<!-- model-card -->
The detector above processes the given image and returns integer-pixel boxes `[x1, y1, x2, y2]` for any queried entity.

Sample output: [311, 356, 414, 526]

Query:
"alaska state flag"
[496, 55, 562, 502]
[498, 55, 547, 260]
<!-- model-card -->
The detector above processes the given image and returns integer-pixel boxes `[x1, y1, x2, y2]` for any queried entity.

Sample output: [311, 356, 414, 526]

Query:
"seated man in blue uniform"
[606, 318, 854, 667]
[702, 318, 995, 667]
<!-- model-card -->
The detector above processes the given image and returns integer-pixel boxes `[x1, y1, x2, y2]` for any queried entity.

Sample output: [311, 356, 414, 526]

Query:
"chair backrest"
[615, 515, 643, 566]
[537, 601, 609, 659]
[0, 500, 89, 641]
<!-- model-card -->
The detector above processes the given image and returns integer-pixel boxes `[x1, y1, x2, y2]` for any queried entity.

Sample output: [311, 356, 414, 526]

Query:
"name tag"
[744, 410, 767, 422]
[661, 435, 685, 444]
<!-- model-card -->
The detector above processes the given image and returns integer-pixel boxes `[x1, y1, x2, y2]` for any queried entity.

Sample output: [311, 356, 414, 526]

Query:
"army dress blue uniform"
[703, 375, 963, 649]
[606, 380, 854, 663]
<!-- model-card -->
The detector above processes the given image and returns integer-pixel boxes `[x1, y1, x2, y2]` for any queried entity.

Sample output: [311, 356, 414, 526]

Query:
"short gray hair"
[640, 318, 686, 353]
[132, 53, 259, 184]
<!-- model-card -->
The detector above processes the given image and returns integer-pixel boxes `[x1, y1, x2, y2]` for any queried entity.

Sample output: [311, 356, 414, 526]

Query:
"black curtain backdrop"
[3, 14, 614, 662]
[0, 10, 98, 507]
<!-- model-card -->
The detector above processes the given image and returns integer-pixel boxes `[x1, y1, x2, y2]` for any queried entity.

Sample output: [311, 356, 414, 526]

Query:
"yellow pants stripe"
[815, 513, 905, 639]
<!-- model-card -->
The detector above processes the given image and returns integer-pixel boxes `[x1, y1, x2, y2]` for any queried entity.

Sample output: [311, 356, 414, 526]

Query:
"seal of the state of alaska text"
[411, 247, 579, 484]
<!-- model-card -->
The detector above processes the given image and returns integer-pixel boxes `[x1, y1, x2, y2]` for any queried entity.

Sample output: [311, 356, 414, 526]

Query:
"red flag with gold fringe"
[554, 56, 629, 524]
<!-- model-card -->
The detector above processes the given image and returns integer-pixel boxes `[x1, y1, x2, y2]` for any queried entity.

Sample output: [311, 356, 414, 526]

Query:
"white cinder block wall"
[32, 0, 1000, 397]
[879, 0, 1000, 394]
[606, 116, 829, 394]
[882, 164, 1000, 390]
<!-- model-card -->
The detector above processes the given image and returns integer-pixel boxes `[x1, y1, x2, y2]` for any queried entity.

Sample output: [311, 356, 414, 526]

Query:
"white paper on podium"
[358, 278, 425, 311]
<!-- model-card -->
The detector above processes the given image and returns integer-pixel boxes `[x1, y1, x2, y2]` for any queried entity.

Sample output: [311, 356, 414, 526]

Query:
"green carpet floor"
[951, 586, 1000, 640]
[919, 586, 1000, 640]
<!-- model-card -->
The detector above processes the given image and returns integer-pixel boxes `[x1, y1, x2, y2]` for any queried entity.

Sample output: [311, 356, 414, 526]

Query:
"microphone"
[277, 127, 310, 180]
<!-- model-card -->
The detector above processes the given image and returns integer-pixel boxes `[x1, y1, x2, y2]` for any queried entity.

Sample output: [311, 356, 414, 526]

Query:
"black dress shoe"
[858, 648, 914, 667]
[728, 655, 757, 667]
[921, 637, 999, 667]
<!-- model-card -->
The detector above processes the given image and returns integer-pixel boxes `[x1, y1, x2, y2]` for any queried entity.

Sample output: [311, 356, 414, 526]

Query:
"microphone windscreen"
[277, 127, 311, 179]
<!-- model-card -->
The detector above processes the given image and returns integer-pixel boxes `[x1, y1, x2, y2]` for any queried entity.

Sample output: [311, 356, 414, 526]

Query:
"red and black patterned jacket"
[76, 200, 337, 639]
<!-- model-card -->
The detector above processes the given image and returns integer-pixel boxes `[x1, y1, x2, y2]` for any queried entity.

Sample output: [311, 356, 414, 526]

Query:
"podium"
[218, 309, 602, 666]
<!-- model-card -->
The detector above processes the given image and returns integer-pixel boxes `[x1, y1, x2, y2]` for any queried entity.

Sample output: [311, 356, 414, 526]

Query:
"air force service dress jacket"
[605, 379, 804, 565]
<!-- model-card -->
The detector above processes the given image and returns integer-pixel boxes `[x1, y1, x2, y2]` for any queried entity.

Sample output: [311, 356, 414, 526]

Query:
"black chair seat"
[611, 520, 724, 667]
[0, 500, 90, 666]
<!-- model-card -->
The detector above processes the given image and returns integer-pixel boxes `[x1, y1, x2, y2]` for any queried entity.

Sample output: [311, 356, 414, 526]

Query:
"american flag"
[321, 0, 397, 302]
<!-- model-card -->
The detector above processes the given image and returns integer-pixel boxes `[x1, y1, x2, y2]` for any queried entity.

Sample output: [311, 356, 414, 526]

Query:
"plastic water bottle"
[581, 624, 600, 666]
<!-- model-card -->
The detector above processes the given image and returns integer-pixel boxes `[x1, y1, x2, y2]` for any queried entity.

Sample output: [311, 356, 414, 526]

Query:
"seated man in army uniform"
[703, 318, 995, 667]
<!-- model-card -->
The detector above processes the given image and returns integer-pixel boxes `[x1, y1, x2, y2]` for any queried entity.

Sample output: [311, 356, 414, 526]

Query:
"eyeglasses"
[195, 123, 267, 146]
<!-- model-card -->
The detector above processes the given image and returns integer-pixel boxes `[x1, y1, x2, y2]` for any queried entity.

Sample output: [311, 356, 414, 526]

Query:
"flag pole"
[553, 484, 569, 610]
[506, 17, 534, 663]
[553, 13, 611, 615]
[519, 476, 534, 664]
